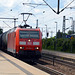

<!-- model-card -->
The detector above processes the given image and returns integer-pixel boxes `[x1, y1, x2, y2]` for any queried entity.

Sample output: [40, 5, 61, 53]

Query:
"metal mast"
[0, 18, 18, 27]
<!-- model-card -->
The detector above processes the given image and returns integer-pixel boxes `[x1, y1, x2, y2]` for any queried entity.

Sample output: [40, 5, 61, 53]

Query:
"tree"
[68, 30, 74, 35]
[57, 30, 62, 38]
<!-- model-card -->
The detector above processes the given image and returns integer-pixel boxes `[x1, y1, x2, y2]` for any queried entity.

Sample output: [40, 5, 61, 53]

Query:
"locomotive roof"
[2, 27, 40, 34]
[16, 27, 40, 30]
[9, 27, 40, 33]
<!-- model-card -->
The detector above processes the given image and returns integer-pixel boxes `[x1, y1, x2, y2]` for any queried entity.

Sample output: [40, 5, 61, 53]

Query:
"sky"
[0, 0, 75, 38]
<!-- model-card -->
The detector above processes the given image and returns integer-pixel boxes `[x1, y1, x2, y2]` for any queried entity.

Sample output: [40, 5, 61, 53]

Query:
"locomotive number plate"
[27, 42, 32, 45]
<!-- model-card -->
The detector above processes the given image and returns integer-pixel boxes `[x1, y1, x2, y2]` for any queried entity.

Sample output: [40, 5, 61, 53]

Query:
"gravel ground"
[39, 59, 75, 75]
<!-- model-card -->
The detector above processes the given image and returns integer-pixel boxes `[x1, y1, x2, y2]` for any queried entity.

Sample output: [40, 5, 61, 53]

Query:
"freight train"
[0, 26, 42, 60]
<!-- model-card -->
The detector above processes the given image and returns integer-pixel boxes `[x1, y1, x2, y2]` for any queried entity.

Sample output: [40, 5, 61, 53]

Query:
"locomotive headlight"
[36, 47, 39, 49]
[28, 39, 31, 42]
[20, 47, 22, 49]
[35, 47, 39, 50]
[20, 47, 24, 49]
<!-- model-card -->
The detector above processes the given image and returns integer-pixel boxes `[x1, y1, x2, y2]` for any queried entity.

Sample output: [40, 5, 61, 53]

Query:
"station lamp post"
[55, 22, 57, 38]
[70, 17, 74, 34]
[45, 25, 47, 48]
[45, 25, 47, 38]
[55, 22, 57, 50]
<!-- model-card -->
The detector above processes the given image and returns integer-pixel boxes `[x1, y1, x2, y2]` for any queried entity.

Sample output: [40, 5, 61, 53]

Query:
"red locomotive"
[0, 26, 42, 60]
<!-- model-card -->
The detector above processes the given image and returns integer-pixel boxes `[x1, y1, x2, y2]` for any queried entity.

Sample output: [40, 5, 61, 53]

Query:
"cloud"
[0, 0, 32, 7]
[0, 0, 75, 37]
[34, 9, 41, 13]
[63, 0, 75, 7]
[0, 0, 16, 7]
[33, 0, 44, 3]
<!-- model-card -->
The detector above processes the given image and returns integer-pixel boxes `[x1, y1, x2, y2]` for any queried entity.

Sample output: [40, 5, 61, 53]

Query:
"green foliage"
[61, 39, 71, 52]
[56, 38, 63, 51]
[57, 30, 62, 38]
[71, 39, 75, 53]
[56, 30, 67, 39]
[42, 38, 75, 53]
[68, 30, 74, 35]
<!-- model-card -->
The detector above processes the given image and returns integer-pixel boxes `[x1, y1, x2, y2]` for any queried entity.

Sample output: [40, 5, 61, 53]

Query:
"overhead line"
[59, 0, 75, 13]
[0, 18, 18, 20]
[43, 0, 75, 14]
[43, 0, 57, 14]
[3, 21, 12, 28]
[23, 3, 46, 6]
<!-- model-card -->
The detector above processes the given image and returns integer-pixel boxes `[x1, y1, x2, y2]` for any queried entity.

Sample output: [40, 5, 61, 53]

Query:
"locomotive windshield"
[19, 30, 39, 39]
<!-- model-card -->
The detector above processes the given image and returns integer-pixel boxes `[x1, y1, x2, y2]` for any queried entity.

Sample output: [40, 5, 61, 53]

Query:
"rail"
[42, 53, 75, 68]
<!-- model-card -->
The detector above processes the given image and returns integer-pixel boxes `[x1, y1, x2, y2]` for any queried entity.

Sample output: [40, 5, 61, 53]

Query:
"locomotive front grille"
[18, 50, 41, 58]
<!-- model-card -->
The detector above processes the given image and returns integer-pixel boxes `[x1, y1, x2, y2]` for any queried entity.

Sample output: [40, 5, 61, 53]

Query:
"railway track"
[41, 53, 75, 68]
[31, 52, 75, 75]
[17, 56, 65, 75]
[3, 51, 75, 75]
[34, 62, 65, 75]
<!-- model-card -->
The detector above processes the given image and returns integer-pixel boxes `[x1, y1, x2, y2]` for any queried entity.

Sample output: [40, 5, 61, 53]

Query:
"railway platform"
[0, 50, 49, 75]
[42, 49, 75, 60]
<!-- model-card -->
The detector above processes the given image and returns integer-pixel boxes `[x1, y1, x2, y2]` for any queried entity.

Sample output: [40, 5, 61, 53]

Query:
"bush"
[42, 38, 75, 53]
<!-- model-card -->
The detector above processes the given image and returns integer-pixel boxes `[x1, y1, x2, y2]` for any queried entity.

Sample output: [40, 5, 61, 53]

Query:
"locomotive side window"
[19, 31, 39, 39]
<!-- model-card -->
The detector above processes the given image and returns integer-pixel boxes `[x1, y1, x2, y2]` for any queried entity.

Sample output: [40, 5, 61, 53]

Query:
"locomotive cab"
[7, 27, 42, 60]
[19, 29, 42, 58]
